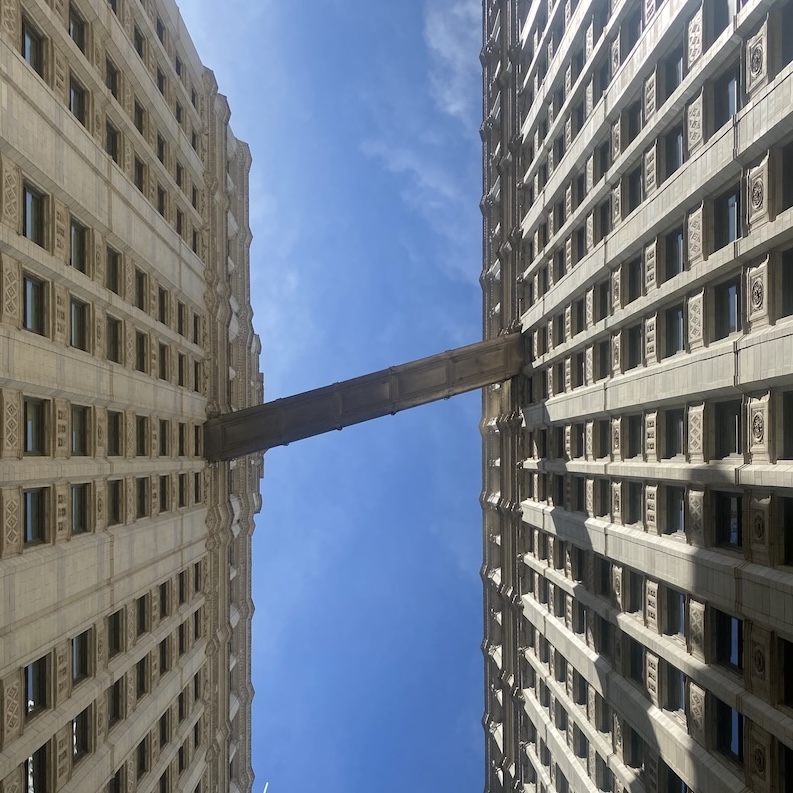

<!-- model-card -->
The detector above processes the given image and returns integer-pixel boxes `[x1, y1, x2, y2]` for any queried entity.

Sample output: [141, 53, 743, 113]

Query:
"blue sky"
[179, 2, 485, 790]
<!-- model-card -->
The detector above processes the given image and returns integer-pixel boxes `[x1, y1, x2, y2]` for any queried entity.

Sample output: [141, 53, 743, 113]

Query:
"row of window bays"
[19, 12, 209, 257]
[511, 0, 793, 211]
[524, 390, 793, 466]
[508, 586, 793, 789]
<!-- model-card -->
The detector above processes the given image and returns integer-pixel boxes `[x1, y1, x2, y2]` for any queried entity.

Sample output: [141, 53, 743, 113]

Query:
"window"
[159, 420, 170, 455]
[108, 678, 123, 727]
[664, 45, 684, 100]
[136, 477, 149, 518]
[714, 185, 741, 249]
[625, 569, 643, 614]
[175, 55, 183, 76]
[68, 4, 86, 51]
[178, 353, 187, 386]
[134, 100, 145, 133]
[158, 287, 169, 324]
[714, 277, 741, 339]
[23, 183, 46, 246]
[665, 663, 686, 713]
[178, 423, 187, 456]
[179, 570, 187, 604]
[176, 102, 183, 124]
[157, 185, 167, 216]
[665, 124, 684, 177]
[159, 343, 169, 380]
[23, 488, 47, 545]
[22, 274, 46, 335]
[135, 332, 148, 372]
[159, 639, 170, 674]
[193, 720, 201, 749]
[626, 414, 643, 458]
[71, 630, 90, 683]
[714, 490, 743, 547]
[665, 588, 685, 637]
[194, 361, 202, 392]
[626, 323, 643, 369]
[194, 561, 203, 593]
[178, 690, 186, 721]
[69, 297, 88, 350]
[159, 581, 170, 617]
[134, 157, 145, 191]
[71, 484, 88, 534]
[108, 769, 123, 793]
[69, 221, 89, 274]
[160, 712, 170, 747]
[627, 481, 643, 524]
[108, 609, 123, 656]
[136, 595, 148, 636]
[134, 268, 147, 310]
[626, 636, 644, 684]
[715, 698, 744, 763]
[24, 656, 48, 717]
[26, 744, 48, 793]
[625, 258, 642, 303]
[105, 57, 119, 97]
[70, 405, 89, 456]
[626, 166, 642, 213]
[106, 316, 122, 363]
[665, 486, 685, 534]
[136, 736, 149, 779]
[664, 304, 684, 357]
[192, 229, 200, 254]
[72, 706, 91, 761]
[714, 401, 742, 457]
[24, 398, 47, 455]
[780, 248, 793, 318]
[191, 185, 199, 210]
[133, 26, 145, 58]
[665, 226, 684, 280]
[178, 473, 188, 507]
[156, 68, 166, 95]
[663, 409, 685, 458]
[22, 17, 45, 76]
[159, 475, 170, 512]
[108, 411, 122, 456]
[193, 607, 202, 639]
[136, 656, 148, 699]
[69, 78, 87, 126]
[156, 134, 166, 164]
[178, 623, 186, 655]
[105, 121, 119, 162]
[156, 16, 166, 43]
[106, 248, 122, 294]
[136, 416, 149, 456]
[713, 63, 740, 130]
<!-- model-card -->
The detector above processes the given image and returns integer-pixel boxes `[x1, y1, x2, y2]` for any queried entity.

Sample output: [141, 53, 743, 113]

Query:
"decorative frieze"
[54, 398, 69, 459]
[1, 671, 22, 745]
[2, 487, 22, 556]
[644, 69, 657, 119]
[55, 723, 72, 788]
[686, 203, 704, 266]
[612, 416, 622, 461]
[612, 480, 622, 524]
[644, 143, 657, 196]
[54, 483, 69, 542]
[1, 254, 20, 326]
[646, 651, 660, 706]
[586, 211, 594, 251]
[611, 120, 621, 162]
[585, 477, 594, 516]
[612, 564, 623, 610]
[585, 345, 593, 385]
[54, 641, 71, 706]
[611, 182, 621, 228]
[611, 36, 621, 76]
[611, 331, 622, 376]
[53, 283, 69, 345]
[645, 483, 658, 534]
[747, 721, 773, 793]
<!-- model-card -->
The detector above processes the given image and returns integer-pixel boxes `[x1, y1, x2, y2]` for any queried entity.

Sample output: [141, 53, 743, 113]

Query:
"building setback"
[0, 0, 262, 792]
[481, 1, 793, 792]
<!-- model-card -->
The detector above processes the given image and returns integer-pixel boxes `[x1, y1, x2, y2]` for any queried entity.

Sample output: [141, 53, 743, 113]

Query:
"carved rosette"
[747, 258, 769, 329]
[749, 492, 771, 566]
[748, 155, 771, 229]
[748, 721, 772, 791]
[745, 20, 769, 97]
[748, 393, 770, 464]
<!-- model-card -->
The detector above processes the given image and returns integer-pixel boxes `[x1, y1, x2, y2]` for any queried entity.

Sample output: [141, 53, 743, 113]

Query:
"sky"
[178, 2, 486, 790]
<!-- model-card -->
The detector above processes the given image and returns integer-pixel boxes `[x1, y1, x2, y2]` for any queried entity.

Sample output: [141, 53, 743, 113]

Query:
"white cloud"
[424, 0, 482, 127]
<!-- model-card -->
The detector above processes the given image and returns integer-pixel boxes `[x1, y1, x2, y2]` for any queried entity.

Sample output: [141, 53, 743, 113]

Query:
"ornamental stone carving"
[612, 331, 622, 376]
[2, 671, 22, 744]
[749, 493, 771, 565]
[54, 642, 70, 706]
[687, 5, 703, 69]
[688, 681, 707, 744]
[646, 651, 659, 706]
[586, 154, 594, 193]
[748, 155, 771, 228]
[687, 403, 704, 463]
[54, 484, 68, 542]
[689, 598, 706, 659]
[1, 254, 20, 326]
[645, 484, 658, 534]
[585, 20, 594, 61]
[687, 290, 703, 350]
[746, 20, 769, 96]
[686, 90, 704, 154]
[612, 416, 622, 461]
[611, 183, 621, 227]
[748, 721, 772, 792]
[611, 120, 621, 162]
[645, 313, 657, 364]
[1, 155, 19, 230]
[748, 393, 770, 464]
[2, 389, 21, 459]
[585, 345, 593, 385]
[611, 36, 621, 75]
[644, 144, 657, 196]
[687, 203, 704, 266]
[687, 488, 705, 547]
[747, 258, 770, 330]
[644, 70, 656, 119]
[586, 211, 594, 251]
[645, 579, 658, 632]
[749, 623, 770, 701]
[2, 487, 22, 556]
[612, 481, 622, 523]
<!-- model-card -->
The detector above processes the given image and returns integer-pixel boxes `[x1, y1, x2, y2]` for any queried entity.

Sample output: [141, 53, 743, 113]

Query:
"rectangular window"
[178, 353, 187, 386]
[626, 166, 643, 213]
[22, 17, 45, 76]
[782, 391, 793, 460]
[24, 656, 48, 717]
[626, 323, 643, 369]
[134, 157, 145, 192]
[105, 121, 119, 163]
[178, 623, 187, 655]
[665, 663, 686, 713]
[69, 78, 87, 126]
[156, 134, 166, 164]
[714, 490, 743, 548]
[71, 406, 89, 455]
[159, 640, 169, 674]
[157, 185, 167, 217]
[178, 423, 187, 456]
[665, 486, 685, 534]
[160, 581, 170, 617]
[626, 414, 643, 458]
[134, 268, 147, 310]
[178, 690, 186, 721]
[106, 248, 121, 294]
[72, 706, 91, 761]
[23, 183, 46, 246]
[627, 636, 644, 684]
[159, 475, 170, 512]
[108, 678, 123, 726]
[26, 744, 48, 793]
[105, 57, 119, 98]
[665, 588, 685, 637]
[156, 68, 166, 94]
[176, 102, 183, 124]
[194, 361, 202, 392]
[158, 344, 169, 380]
[136, 737, 149, 779]
[664, 45, 684, 100]
[781, 248, 793, 318]
[665, 226, 684, 280]
[193, 315, 202, 344]
[665, 124, 684, 177]
[68, 4, 86, 51]
[106, 316, 122, 363]
[159, 420, 169, 455]
[107, 609, 123, 656]
[160, 712, 170, 747]
[133, 26, 145, 58]
[134, 100, 145, 133]
[713, 62, 740, 130]
[714, 185, 741, 249]
[714, 400, 742, 457]
[179, 570, 187, 604]
[714, 277, 741, 339]
[108, 768, 123, 793]
[625, 258, 643, 303]
[71, 630, 90, 683]
[178, 473, 188, 508]
[70, 298, 88, 349]
[135, 332, 148, 372]
[158, 288, 169, 324]
[625, 569, 643, 615]
[108, 480, 123, 526]
[627, 481, 643, 524]
[24, 398, 47, 455]
[664, 304, 684, 357]
[22, 274, 46, 335]
[136, 416, 149, 456]
[107, 411, 122, 456]
[715, 698, 744, 762]
[136, 477, 149, 518]
[71, 483, 88, 534]
[664, 409, 685, 458]
[136, 595, 148, 635]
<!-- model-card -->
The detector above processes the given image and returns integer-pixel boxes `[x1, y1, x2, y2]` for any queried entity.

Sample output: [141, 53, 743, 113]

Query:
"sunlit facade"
[481, 1, 793, 791]
[0, 1, 262, 791]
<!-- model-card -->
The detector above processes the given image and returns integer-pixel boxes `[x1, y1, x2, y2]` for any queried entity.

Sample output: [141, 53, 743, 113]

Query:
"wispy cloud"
[424, 0, 482, 127]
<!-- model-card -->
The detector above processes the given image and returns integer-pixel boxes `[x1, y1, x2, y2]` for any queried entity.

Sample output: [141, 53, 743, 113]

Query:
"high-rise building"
[0, 0, 262, 791]
[481, 1, 793, 791]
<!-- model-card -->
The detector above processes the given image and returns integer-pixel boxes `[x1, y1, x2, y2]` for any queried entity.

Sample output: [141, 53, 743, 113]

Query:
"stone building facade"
[0, 0, 262, 791]
[481, 1, 793, 791]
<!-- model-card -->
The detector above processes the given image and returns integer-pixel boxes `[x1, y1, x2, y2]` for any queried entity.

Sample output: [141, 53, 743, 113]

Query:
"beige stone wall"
[483, 0, 793, 791]
[0, 0, 261, 791]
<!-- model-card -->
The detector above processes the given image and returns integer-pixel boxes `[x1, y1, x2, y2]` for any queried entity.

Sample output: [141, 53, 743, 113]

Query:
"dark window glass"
[714, 401, 742, 457]
[69, 5, 85, 52]
[664, 304, 684, 357]
[106, 122, 119, 162]
[22, 18, 45, 76]
[23, 184, 46, 246]
[22, 274, 46, 335]
[714, 278, 741, 339]
[24, 399, 47, 455]
[714, 491, 743, 547]
[715, 698, 744, 762]
[70, 298, 88, 350]
[24, 656, 48, 716]
[69, 79, 87, 126]
[713, 63, 741, 130]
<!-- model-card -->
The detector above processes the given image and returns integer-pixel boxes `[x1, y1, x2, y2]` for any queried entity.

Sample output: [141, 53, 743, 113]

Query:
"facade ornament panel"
[687, 289, 704, 351]
[748, 154, 771, 229]
[747, 257, 770, 329]
[1, 155, 19, 230]
[686, 90, 704, 154]
[686, 487, 705, 547]
[746, 18, 769, 96]
[686, 5, 704, 70]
